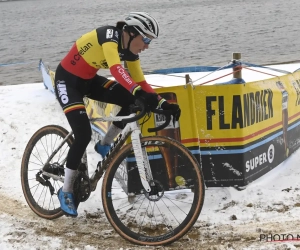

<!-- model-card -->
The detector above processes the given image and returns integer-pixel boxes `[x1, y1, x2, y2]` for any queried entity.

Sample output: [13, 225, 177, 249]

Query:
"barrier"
[126, 69, 300, 189]
[193, 74, 300, 187]
[39, 59, 300, 189]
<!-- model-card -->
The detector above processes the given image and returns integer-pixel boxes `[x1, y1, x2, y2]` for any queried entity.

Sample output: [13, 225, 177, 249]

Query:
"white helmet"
[124, 12, 159, 38]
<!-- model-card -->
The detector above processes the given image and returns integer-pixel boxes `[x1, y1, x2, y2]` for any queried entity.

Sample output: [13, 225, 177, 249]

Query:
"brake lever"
[147, 109, 173, 133]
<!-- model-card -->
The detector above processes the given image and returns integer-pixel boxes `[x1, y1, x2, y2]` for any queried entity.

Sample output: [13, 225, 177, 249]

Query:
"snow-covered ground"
[1, 66, 300, 249]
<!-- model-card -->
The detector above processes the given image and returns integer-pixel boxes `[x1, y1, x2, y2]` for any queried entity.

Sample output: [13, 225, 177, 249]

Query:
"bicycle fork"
[131, 129, 153, 193]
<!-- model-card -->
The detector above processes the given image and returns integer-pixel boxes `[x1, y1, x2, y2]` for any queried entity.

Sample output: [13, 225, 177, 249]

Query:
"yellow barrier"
[135, 72, 300, 187]
[42, 60, 300, 188]
[192, 72, 300, 187]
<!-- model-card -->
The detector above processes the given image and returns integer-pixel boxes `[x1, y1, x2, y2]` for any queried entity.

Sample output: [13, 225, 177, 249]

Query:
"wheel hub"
[144, 180, 164, 201]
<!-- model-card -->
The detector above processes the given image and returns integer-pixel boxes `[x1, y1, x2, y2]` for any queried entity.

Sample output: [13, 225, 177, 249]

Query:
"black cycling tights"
[65, 110, 92, 170]
[54, 64, 136, 170]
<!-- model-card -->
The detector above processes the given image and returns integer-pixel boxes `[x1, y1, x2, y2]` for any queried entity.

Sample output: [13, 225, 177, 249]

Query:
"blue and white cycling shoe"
[58, 188, 78, 217]
[94, 141, 111, 158]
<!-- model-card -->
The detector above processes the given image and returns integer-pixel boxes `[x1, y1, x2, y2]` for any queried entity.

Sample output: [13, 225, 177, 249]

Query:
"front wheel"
[102, 136, 205, 246]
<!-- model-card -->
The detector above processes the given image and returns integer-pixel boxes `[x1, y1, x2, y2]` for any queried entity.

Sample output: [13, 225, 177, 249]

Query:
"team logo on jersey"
[106, 29, 113, 38]
[114, 31, 119, 39]
[118, 52, 124, 60]
[56, 80, 69, 104]
[100, 60, 109, 68]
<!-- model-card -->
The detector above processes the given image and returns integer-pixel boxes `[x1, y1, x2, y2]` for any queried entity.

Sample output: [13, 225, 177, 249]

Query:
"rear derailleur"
[36, 162, 65, 195]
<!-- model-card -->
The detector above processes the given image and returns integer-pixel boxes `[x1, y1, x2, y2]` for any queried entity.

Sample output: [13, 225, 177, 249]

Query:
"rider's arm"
[102, 42, 141, 94]
[102, 41, 166, 106]
[126, 60, 165, 106]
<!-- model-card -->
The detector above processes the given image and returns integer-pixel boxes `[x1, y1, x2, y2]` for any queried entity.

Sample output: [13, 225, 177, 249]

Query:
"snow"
[1, 66, 300, 249]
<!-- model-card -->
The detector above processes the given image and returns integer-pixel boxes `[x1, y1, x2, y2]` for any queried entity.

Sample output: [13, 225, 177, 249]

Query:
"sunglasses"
[134, 27, 152, 45]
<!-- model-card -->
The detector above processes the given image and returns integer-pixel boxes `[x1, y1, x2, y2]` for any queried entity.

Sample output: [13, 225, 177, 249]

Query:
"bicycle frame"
[41, 113, 153, 192]
[91, 113, 152, 192]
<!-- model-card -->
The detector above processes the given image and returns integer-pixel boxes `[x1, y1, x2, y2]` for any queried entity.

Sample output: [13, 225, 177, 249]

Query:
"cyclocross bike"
[21, 100, 205, 246]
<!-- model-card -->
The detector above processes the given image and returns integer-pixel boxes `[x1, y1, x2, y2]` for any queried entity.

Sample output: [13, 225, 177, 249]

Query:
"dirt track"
[1, 192, 299, 250]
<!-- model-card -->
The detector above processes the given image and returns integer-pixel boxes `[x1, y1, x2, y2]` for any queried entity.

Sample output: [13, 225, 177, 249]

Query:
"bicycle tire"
[102, 136, 205, 246]
[21, 125, 73, 219]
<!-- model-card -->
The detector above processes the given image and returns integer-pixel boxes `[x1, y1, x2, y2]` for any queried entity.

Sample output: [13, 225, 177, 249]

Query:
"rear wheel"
[102, 136, 205, 246]
[21, 125, 72, 219]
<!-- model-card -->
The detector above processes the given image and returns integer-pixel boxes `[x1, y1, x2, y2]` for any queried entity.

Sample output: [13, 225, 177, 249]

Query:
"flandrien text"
[206, 89, 273, 130]
[260, 234, 300, 242]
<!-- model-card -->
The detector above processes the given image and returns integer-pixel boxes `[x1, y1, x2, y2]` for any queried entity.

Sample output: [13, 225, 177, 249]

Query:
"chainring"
[73, 172, 91, 208]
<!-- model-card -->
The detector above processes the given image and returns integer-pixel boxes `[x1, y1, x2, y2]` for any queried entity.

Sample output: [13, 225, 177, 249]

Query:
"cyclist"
[54, 12, 181, 217]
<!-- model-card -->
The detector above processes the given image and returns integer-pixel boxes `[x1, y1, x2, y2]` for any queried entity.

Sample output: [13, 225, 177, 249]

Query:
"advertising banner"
[128, 71, 300, 189]
[40, 59, 300, 189]
[193, 71, 300, 187]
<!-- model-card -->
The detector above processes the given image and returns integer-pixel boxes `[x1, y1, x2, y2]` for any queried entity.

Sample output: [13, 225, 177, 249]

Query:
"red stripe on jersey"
[61, 43, 98, 79]
[110, 64, 138, 92]
[137, 80, 155, 93]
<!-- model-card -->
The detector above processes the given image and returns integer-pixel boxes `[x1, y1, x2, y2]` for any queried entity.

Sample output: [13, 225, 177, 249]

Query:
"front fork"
[131, 129, 153, 192]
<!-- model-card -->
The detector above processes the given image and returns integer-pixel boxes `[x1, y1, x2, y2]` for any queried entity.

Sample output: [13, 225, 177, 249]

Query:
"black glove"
[161, 101, 181, 123]
[134, 89, 159, 111]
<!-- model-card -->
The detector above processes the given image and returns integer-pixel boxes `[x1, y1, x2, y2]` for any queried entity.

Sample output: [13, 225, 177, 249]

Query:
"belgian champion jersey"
[61, 26, 145, 82]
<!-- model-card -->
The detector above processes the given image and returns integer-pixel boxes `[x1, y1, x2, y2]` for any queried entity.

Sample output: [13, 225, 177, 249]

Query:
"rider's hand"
[161, 101, 181, 123]
[134, 89, 159, 111]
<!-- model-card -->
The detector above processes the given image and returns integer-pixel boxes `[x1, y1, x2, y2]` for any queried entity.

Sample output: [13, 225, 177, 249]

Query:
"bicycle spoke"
[103, 136, 205, 245]
[28, 160, 44, 168]
[21, 125, 73, 219]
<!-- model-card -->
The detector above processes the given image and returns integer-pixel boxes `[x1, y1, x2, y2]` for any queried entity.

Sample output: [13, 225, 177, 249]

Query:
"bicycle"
[21, 99, 205, 246]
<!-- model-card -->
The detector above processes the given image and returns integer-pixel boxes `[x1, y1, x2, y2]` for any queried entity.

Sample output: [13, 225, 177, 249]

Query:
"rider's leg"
[94, 124, 121, 157]
[54, 64, 92, 216]
[101, 124, 122, 145]
[57, 110, 91, 215]
[64, 108, 91, 176]
[63, 168, 77, 192]
[58, 109, 91, 217]
[88, 76, 136, 156]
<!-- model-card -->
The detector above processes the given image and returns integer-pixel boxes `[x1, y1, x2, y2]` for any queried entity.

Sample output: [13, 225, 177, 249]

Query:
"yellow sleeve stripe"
[132, 85, 142, 95]
[102, 42, 121, 67]
[158, 98, 166, 108]
[126, 60, 145, 83]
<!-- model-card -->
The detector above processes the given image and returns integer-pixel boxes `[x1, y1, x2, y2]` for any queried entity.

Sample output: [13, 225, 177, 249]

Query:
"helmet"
[124, 12, 159, 38]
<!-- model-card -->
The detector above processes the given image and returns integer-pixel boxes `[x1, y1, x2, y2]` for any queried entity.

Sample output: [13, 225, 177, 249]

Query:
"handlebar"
[120, 99, 147, 123]
[147, 109, 172, 133]
[121, 98, 174, 133]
